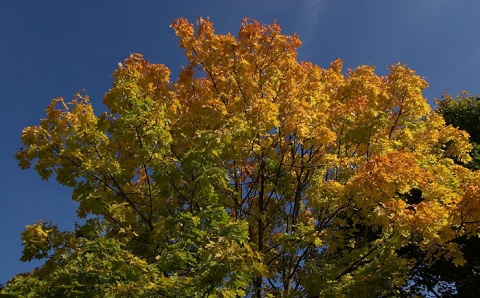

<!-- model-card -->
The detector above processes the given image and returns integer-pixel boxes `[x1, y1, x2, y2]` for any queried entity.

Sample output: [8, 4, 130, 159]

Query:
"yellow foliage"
[10, 17, 480, 297]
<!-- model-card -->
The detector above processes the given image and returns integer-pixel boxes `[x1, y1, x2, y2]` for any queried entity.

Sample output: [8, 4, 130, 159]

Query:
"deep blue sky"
[1, 1, 479, 284]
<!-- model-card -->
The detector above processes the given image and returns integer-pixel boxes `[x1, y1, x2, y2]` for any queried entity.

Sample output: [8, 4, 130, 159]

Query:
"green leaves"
[4, 237, 164, 297]
[6, 18, 480, 297]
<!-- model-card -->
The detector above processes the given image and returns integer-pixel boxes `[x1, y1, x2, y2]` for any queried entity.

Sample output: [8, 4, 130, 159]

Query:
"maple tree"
[3, 18, 480, 297]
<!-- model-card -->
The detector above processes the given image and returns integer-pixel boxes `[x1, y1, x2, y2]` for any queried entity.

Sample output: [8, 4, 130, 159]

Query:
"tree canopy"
[3, 18, 480, 297]
[404, 92, 480, 297]
[437, 92, 480, 171]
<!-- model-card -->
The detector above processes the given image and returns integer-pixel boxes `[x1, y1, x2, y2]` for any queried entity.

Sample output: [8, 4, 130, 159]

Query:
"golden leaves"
[13, 17, 480, 296]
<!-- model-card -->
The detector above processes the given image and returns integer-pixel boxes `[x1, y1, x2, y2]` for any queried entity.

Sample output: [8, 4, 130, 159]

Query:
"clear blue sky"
[1, 0, 479, 285]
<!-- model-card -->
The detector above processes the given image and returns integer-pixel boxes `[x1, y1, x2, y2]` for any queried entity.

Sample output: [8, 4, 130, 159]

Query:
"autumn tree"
[3, 18, 480, 297]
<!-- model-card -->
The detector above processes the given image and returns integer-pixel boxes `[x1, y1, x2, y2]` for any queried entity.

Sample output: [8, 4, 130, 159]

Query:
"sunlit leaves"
[5, 17, 480, 297]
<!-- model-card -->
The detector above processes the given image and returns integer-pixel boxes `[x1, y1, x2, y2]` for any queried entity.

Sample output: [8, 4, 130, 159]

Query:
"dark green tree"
[437, 92, 480, 297]
[437, 92, 480, 171]
[404, 92, 480, 297]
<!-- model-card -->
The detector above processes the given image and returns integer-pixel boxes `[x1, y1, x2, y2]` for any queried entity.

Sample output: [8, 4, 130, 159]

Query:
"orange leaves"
[172, 17, 309, 145]
[449, 170, 480, 235]
[166, 22, 480, 281]
[238, 17, 301, 52]
[170, 18, 195, 53]
[13, 17, 480, 296]
[350, 151, 432, 204]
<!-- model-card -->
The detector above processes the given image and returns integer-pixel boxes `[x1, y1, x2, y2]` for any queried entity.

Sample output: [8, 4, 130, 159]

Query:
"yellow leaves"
[248, 97, 279, 130]
[20, 221, 66, 262]
[27, 223, 51, 238]
[340, 148, 471, 260]
[14, 17, 480, 296]
[453, 256, 467, 267]
[442, 126, 473, 163]
[309, 179, 346, 208]
[243, 243, 272, 278]
[45, 96, 68, 118]
[172, 17, 307, 140]
[385, 63, 430, 120]
[109, 202, 137, 225]
[449, 170, 480, 234]
[105, 53, 173, 116]
[351, 151, 432, 203]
